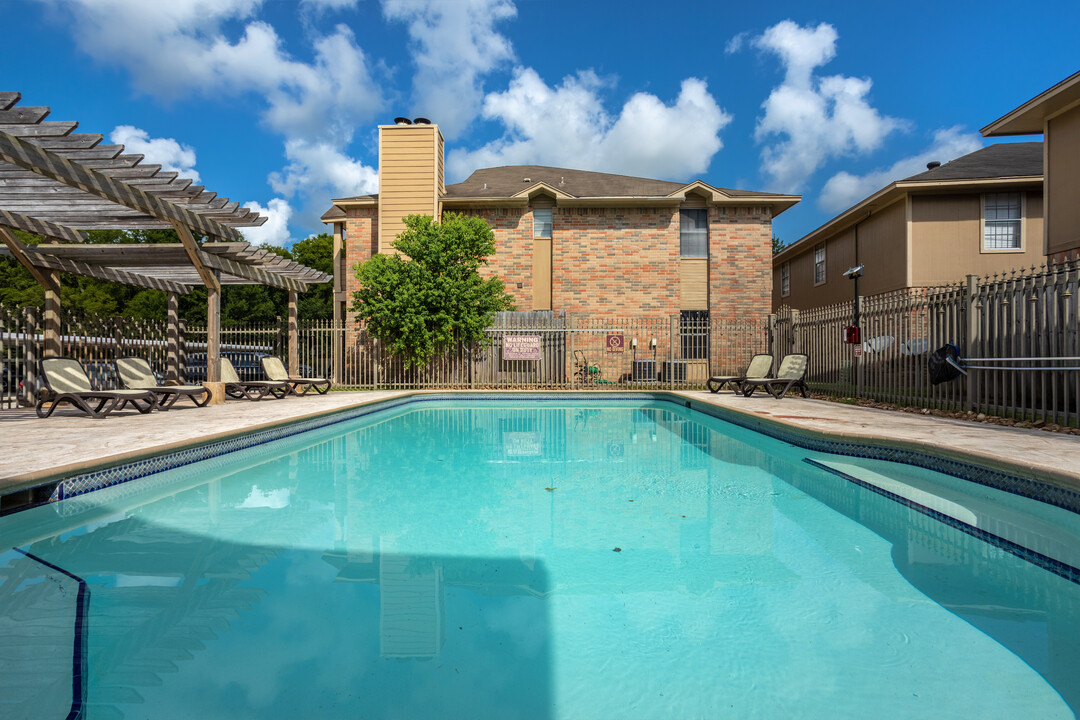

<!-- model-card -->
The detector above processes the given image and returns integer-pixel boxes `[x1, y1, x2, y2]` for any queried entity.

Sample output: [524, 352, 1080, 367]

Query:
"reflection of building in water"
[379, 554, 443, 658]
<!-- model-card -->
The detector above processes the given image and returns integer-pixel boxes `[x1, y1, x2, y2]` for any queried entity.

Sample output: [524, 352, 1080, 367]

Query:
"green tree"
[291, 233, 334, 320]
[772, 235, 786, 255]
[352, 213, 515, 368]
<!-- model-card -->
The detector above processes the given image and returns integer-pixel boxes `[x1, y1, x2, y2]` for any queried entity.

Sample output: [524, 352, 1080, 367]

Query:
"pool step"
[806, 458, 1080, 576]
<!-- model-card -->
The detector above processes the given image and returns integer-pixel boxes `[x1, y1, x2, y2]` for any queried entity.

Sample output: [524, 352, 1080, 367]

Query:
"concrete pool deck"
[1, 389, 1078, 501]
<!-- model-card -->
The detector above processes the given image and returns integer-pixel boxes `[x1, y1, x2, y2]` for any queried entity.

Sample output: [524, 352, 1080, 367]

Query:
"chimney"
[378, 118, 445, 253]
[926, 161, 941, 170]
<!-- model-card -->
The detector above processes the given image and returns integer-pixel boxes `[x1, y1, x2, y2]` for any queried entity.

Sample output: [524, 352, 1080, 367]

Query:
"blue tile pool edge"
[5, 391, 1079, 522]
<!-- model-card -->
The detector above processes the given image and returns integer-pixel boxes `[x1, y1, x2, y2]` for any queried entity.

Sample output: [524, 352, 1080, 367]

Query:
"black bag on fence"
[928, 344, 961, 385]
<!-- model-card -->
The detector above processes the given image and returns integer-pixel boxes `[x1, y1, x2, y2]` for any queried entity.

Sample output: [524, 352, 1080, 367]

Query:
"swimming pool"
[1, 397, 1079, 719]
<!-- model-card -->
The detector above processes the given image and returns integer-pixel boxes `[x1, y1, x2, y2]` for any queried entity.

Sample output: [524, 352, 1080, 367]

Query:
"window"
[680, 209, 708, 258]
[533, 208, 552, 239]
[814, 243, 826, 285]
[983, 193, 1022, 250]
[680, 310, 709, 359]
[781, 262, 790, 297]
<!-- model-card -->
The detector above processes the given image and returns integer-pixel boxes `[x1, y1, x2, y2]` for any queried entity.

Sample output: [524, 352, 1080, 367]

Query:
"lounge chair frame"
[741, 354, 810, 399]
[707, 354, 773, 394]
[221, 357, 289, 400]
[114, 357, 210, 409]
[36, 357, 158, 419]
[260, 356, 330, 395]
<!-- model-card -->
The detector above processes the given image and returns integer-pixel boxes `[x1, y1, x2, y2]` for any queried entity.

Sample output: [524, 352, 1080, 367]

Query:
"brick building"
[322, 120, 799, 327]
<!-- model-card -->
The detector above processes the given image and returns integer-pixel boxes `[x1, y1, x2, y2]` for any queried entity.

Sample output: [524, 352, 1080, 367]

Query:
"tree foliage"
[772, 235, 787, 255]
[0, 229, 336, 324]
[351, 213, 516, 369]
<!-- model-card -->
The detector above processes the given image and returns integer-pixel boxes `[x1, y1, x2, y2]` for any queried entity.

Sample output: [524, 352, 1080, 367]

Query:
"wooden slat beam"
[2, 121, 78, 137]
[17, 249, 193, 295]
[0, 209, 87, 242]
[171, 221, 221, 291]
[0, 129, 242, 240]
[0, 92, 20, 111]
[0, 225, 60, 291]
[200, 249, 308, 292]
[0, 106, 49, 124]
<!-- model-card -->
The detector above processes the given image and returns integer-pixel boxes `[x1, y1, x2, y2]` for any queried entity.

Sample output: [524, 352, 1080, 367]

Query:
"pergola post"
[166, 292, 180, 384]
[332, 221, 343, 384]
[207, 272, 221, 384]
[288, 290, 298, 377]
[42, 269, 61, 358]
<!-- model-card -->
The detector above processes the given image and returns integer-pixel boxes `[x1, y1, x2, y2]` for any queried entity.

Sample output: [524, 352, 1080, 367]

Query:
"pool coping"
[3, 389, 1080, 517]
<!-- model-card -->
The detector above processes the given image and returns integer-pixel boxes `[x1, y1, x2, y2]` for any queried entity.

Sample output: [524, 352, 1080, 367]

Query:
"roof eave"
[981, 70, 1080, 137]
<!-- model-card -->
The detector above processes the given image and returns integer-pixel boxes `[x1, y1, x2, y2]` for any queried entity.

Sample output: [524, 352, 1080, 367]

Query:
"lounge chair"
[260, 356, 330, 395]
[114, 357, 210, 410]
[36, 357, 157, 419]
[220, 356, 289, 400]
[741, 353, 809, 398]
[706, 354, 773, 394]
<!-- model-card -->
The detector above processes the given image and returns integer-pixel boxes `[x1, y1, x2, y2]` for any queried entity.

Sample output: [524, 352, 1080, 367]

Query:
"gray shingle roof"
[442, 165, 785, 199]
[903, 142, 1042, 182]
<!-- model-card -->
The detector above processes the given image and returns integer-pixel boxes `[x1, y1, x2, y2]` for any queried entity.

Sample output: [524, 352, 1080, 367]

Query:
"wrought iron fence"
[2, 257, 1078, 425]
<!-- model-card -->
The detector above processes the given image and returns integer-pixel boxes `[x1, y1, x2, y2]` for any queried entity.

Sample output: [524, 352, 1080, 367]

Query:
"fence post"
[669, 315, 677, 391]
[965, 274, 979, 413]
[568, 314, 575, 390]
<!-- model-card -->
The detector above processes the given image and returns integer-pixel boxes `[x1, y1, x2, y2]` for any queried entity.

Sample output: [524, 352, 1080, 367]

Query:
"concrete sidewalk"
[1, 389, 1078, 497]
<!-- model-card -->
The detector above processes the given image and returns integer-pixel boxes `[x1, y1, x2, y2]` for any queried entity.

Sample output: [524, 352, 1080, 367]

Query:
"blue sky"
[2, 0, 1076, 248]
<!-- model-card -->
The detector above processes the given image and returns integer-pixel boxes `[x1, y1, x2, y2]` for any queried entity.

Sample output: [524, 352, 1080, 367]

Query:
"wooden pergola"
[0, 91, 331, 390]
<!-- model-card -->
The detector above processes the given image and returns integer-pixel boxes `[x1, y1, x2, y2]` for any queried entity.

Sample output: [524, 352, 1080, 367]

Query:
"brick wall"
[550, 206, 679, 317]
[708, 206, 773, 323]
[342, 203, 775, 323]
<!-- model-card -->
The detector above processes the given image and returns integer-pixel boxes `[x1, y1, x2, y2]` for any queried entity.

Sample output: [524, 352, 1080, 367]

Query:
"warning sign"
[606, 334, 625, 353]
[503, 335, 541, 360]
[853, 344, 863, 357]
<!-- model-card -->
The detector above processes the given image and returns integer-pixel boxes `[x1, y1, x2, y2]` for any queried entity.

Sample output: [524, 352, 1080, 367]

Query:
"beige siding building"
[773, 143, 1044, 310]
[982, 69, 1080, 260]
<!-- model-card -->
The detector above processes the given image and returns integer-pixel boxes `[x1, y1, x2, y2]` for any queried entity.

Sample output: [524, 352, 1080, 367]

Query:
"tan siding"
[680, 259, 708, 310]
[533, 239, 551, 309]
[857, 200, 907, 294]
[1047, 107, 1080, 255]
[378, 124, 442, 252]
[911, 192, 1044, 284]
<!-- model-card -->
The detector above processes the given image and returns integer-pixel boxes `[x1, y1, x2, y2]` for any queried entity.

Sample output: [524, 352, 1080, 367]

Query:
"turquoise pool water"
[2, 399, 1079, 719]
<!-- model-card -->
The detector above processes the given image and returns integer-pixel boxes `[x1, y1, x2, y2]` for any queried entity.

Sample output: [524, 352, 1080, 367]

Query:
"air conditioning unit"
[660, 360, 687, 383]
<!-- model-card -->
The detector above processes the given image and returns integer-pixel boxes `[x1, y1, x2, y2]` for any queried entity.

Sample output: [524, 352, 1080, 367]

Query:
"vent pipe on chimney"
[394, 117, 412, 125]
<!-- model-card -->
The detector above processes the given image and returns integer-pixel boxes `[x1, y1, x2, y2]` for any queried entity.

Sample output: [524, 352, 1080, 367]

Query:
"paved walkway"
[1, 389, 1078, 496]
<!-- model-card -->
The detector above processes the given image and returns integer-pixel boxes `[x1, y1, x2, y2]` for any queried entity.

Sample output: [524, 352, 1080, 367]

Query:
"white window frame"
[981, 192, 1024, 253]
[679, 209, 709, 259]
[533, 208, 553, 239]
[814, 243, 826, 286]
[781, 262, 790, 297]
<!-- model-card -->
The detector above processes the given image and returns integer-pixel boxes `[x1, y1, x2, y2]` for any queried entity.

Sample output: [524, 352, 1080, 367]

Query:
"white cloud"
[382, 0, 516, 138]
[270, 139, 379, 198]
[109, 125, 200, 183]
[818, 127, 984, 212]
[47, 0, 382, 234]
[241, 198, 293, 247]
[448, 68, 731, 181]
[724, 32, 749, 55]
[750, 20, 905, 192]
[300, 0, 357, 9]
